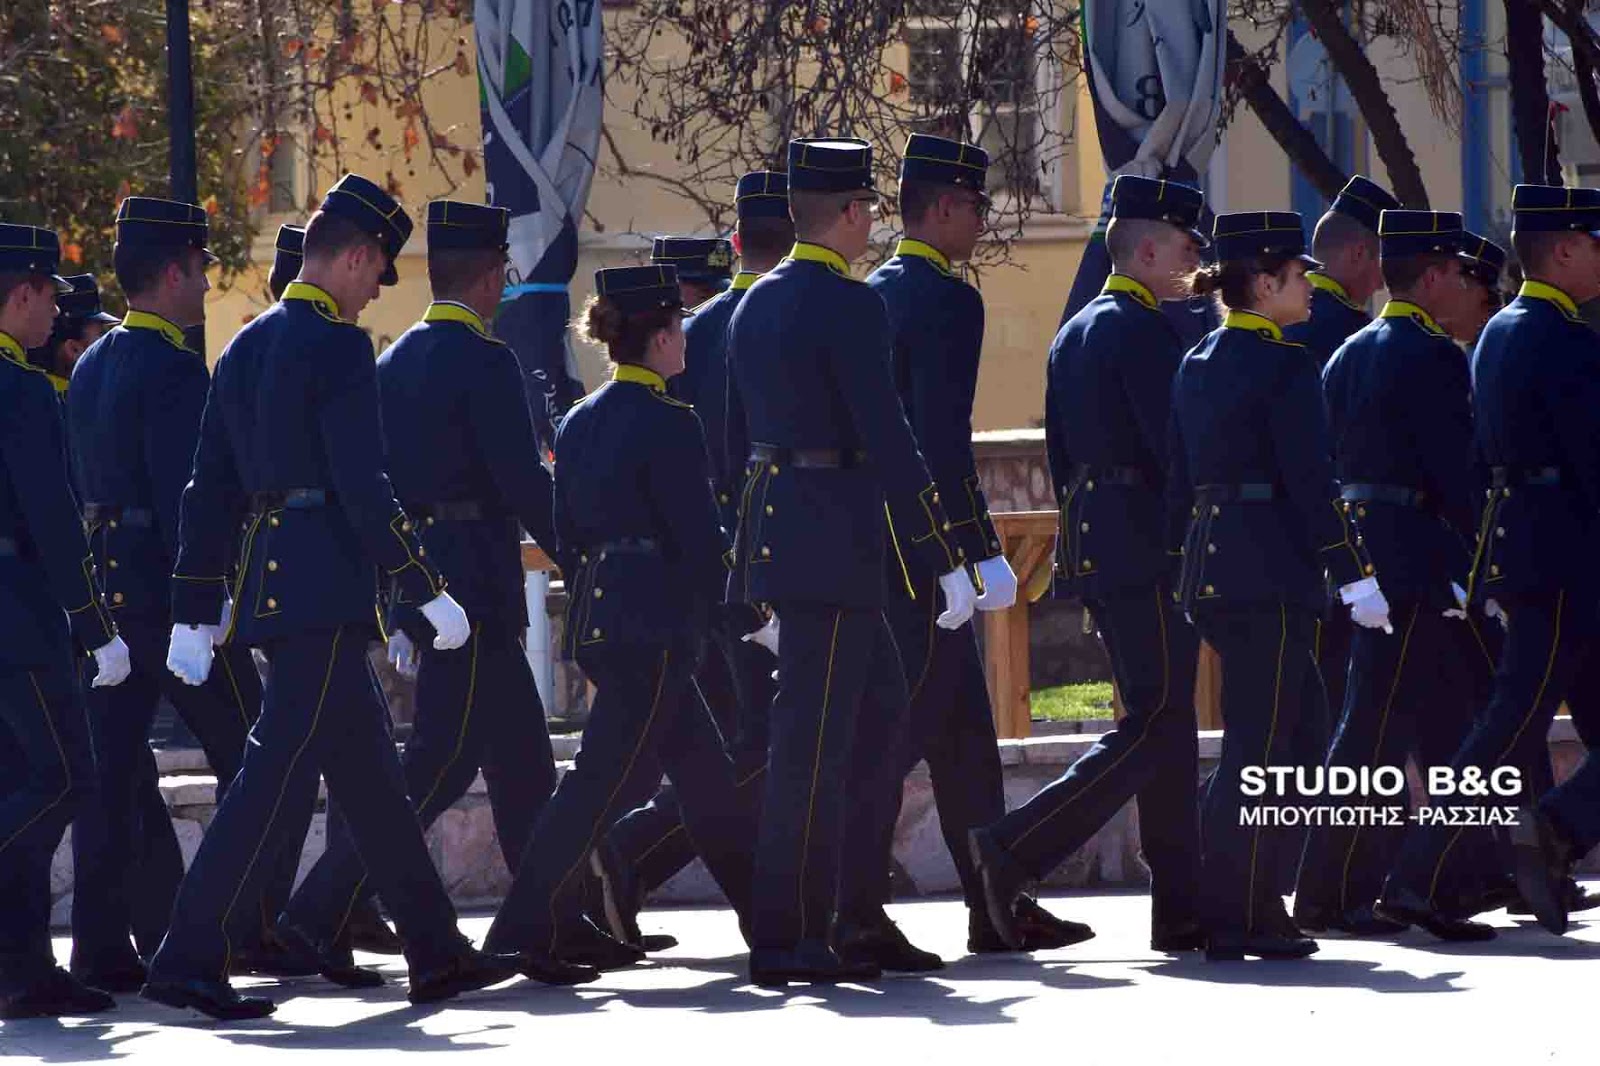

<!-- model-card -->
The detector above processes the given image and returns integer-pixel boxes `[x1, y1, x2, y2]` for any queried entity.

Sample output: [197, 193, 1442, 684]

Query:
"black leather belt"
[0, 536, 16, 556]
[83, 503, 155, 527]
[251, 488, 334, 511]
[1071, 464, 1151, 489]
[1340, 483, 1429, 508]
[750, 444, 867, 470]
[1490, 466, 1561, 488]
[592, 537, 660, 556]
[407, 500, 486, 521]
[1195, 483, 1279, 503]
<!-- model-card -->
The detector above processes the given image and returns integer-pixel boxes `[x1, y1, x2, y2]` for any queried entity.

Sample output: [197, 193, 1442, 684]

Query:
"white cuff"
[1339, 575, 1379, 605]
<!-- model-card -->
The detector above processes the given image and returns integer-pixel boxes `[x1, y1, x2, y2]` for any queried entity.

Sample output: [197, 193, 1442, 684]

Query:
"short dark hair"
[0, 271, 49, 314]
[1312, 211, 1377, 262]
[1381, 251, 1455, 295]
[736, 216, 795, 260]
[788, 188, 857, 237]
[898, 178, 949, 225]
[113, 242, 195, 300]
[1104, 217, 1172, 269]
[427, 246, 504, 302]
[1512, 230, 1568, 276]
[303, 209, 383, 264]
[1188, 253, 1302, 311]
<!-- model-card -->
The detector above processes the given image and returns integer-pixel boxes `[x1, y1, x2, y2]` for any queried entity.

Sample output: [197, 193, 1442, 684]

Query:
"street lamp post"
[166, 0, 198, 203]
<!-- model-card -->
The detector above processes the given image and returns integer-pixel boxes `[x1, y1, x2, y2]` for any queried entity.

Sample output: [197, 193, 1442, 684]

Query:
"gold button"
[1211, 505, 1220, 516]
[932, 492, 940, 504]
[760, 546, 771, 557]
[1503, 488, 1512, 498]
[108, 559, 118, 569]
[942, 521, 951, 531]
[720, 494, 730, 505]
[591, 627, 602, 638]
[1490, 564, 1500, 575]
[1207, 543, 1216, 554]
[1364, 563, 1375, 574]
[580, 554, 589, 564]
[1486, 489, 1493, 499]
[1204, 584, 1215, 595]
[1496, 527, 1505, 538]
[593, 588, 604, 599]
[267, 560, 279, 571]
[1086, 480, 1096, 491]
[402, 520, 412, 532]
[111, 592, 124, 604]
[765, 505, 774, 515]
[269, 515, 280, 527]
[1080, 522, 1089, 532]
[266, 597, 278, 609]
[769, 464, 779, 475]
[426, 516, 435, 526]
[1357, 506, 1367, 518]
[1191, 506, 1199, 517]
[109, 519, 119, 530]
[1342, 502, 1351, 513]
[990, 539, 1000, 550]
[417, 546, 426, 557]
[1082, 558, 1093, 568]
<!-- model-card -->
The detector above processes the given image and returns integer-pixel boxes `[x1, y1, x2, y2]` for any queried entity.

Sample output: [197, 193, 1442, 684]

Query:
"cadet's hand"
[420, 591, 471, 650]
[742, 613, 780, 656]
[387, 628, 419, 679]
[90, 635, 132, 688]
[974, 555, 1019, 612]
[1485, 598, 1508, 629]
[1341, 576, 1393, 634]
[166, 624, 215, 686]
[1444, 582, 1468, 620]
[936, 567, 978, 631]
[214, 598, 234, 646]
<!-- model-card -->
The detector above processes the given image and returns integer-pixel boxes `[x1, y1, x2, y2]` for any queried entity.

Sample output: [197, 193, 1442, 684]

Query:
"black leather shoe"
[1205, 932, 1319, 961]
[1568, 881, 1600, 914]
[141, 977, 275, 1020]
[1326, 904, 1409, 937]
[345, 901, 405, 956]
[407, 949, 521, 1005]
[71, 958, 148, 995]
[638, 933, 680, 952]
[228, 931, 321, 978]
[273, 922, 385, 988]
[1290, 899, 1334, 933]
[837, 912, 944, 972]
[1014, 896, 1095, 949]
[1450, 879, 1520, 918]
[512, 951, 601, 986]
[589, 842, 644, 946]
[967, 827, 1028, 951]
[556, 918, 646, 971]
[1511, 806, 1573, 935]
[749, 943, 880, 987]
[1150, 922, 1208, 953]
[1375, 886, 1496, 942]
[1, 969, 117, 1019]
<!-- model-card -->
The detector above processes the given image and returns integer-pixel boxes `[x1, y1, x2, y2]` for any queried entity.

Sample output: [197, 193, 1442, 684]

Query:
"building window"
[902, 2, 1057, 207]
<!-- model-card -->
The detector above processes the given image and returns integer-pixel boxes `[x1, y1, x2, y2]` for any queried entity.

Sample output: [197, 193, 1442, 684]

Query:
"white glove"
[1485, 597, 1508, 629]
[973, 554, 1018, 612]
[212, 598, 234, 646]
[936, 567, 978, 631]
[1444, 582, 1468, 620]
[387, 628, 419, 679]
[166, 624, 215, 686]
[741, 613, 780, 656]
[90, 635, 132, 688]
[419, 590, 471, 650]
[1341, 576, 1393, 634]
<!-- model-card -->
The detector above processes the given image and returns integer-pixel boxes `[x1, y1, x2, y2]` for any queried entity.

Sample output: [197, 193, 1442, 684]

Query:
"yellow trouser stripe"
[796, 611, 843, 938]
[1246, 605, 1289, 932]
[0, 673, 73, 858]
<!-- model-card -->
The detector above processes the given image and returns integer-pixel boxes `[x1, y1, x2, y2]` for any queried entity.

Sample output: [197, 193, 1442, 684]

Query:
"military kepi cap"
[115, 197, 219, 265]
[651, 237, 734, 284]
[1377, 209, 1463, 258]
[736, 171, 789, 220]
[55, 275, 118, 325]
[900, 133, 988, 193]
[427, 200, 510, 252]
[1510, 183, 1600, 235]
[1212, 211, 1319, 267]
[0, 224, 72, 293]
[269, 224, 304, 300]
[1109, 175, 1208, 245]
[595, 265, 690, 317]
[317, 173, 413, 286]
[1458, 231, 1507, 288]
[1329, 175, 1399, 232]
[787, 138, 874, 194]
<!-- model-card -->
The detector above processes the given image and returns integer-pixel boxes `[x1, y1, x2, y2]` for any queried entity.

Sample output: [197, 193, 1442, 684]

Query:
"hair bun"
[579, 295, 627, 347]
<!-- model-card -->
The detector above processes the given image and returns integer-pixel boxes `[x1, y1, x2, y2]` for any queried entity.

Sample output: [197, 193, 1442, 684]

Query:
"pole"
[166, 0, 198, 203]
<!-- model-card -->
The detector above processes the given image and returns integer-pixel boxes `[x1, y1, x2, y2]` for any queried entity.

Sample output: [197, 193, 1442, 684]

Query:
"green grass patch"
[1030, 681, 1115, 721]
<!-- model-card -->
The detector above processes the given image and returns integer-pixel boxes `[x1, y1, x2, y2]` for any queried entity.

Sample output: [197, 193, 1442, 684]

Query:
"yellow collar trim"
[613, 363, 667, 392]
[122, 309, 191, 350]
[422, 301, 490, 337]
[1103, 274, 1158, 310]
[731, 271, 761, 292]
[895, 238, 952, 273]
[0, 330, 26, 366]
[1379, 299, 1445, 336]
[282, 280, 343, 319]
[1223, 309, 1285, 341]
[46, 371, 70, 393]
[789, 242, 850, 276]
[1308, 271, 1361, 310]
[1518, 280, 1580, 319]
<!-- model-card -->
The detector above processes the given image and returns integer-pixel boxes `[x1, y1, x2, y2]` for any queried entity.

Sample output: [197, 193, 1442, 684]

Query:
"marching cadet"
[1449, 232, 1507, 344]
[970, 174, 1207, 955]
[1167, 211, 1391, 960]
[1377, 184, 1600, 941]
[725, 136, 975, 986]
[64, 198, 303, 990]
[1294, 210, 1492, 937]
[0, 223, 131, 1019]
[268, 223, 304, 301]
[651, 235, 734, 308]
[28, 274, 118, 391]
[590, 171, 793, 951]
[483, 265, 761, 971]
[143, 175, 524, 1020]
[275, 200, 588, 986]
[838, 133, 1088, 970]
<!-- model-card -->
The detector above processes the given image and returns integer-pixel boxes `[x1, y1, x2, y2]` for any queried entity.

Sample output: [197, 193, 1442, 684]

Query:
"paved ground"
[6, 887, 1599, 1065]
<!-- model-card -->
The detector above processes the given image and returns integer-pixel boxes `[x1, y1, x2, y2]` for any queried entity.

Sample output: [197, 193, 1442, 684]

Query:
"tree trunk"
[1299, 0, 1429, 206]
[1505, 0, 1561, 183]
[1226, 32, 1348, 200]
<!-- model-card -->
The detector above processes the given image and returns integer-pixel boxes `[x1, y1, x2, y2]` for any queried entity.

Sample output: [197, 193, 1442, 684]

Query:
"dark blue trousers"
[485, 639, 754, 955]
[1294, 603, 1493, 914]
[987, 588, 1203, 930]
[1389, 591, 1600, 901]
[1194, 604, 1325, 938]
[749, 604, 907, 952]
[0, 654, 94, 992]
[147, 626, 465, 982]
[837, 570, 1008, 923]
[281, 624, 556, 944]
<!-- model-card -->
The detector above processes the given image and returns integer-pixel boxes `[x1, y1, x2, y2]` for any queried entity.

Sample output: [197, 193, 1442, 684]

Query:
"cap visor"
[49, 274, 73, 294]
[201, 247, 221, 266]
[88, 311, 120, 325]
[380, 261, 399, 286]
[1187, 227, 1210, 249]
[1297, 254, 1323, 271]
